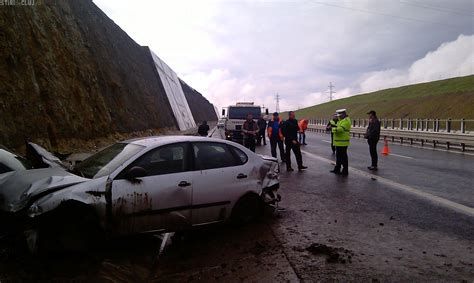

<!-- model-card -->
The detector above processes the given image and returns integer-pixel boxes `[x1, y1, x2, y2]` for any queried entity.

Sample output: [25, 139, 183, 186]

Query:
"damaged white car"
[0, 136, 280, 251]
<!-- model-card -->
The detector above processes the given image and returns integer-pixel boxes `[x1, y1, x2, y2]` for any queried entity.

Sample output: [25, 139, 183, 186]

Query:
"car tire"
[231, 194, 263, 225]
[37, 202, 103, 254]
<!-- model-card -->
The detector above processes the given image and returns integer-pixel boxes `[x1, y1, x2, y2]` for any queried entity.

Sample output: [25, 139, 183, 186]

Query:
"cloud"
[359, 34, 474, 93]
[93, 0, 474, 112]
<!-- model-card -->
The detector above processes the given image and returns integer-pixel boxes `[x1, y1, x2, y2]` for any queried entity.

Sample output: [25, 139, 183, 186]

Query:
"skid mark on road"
[301, 150, 474, 218]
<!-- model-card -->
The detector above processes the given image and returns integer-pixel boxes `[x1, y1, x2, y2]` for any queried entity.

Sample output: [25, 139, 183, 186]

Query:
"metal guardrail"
[307, 118, 474, 152]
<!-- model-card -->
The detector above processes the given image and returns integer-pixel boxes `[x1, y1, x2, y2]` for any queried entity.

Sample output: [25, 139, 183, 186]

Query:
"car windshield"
[73, 143, 145, 179]
[228, 107, 261, 119]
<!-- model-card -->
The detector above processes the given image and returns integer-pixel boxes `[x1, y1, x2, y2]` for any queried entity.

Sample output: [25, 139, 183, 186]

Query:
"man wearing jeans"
[365, 110, 381, 171]
[282, 111, 307, 172]
[267, 112, 285, 162]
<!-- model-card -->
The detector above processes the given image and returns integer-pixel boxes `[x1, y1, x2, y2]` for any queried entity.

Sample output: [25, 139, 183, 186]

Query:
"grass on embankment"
[293, 75, 474, 119]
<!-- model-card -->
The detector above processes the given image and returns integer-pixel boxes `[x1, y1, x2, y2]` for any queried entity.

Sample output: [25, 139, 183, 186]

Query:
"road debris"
[306, 243, 354, 264]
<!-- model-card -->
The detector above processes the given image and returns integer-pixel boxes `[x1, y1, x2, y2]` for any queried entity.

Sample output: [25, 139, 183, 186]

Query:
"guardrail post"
[400, 118, 403, 130]
[447, 119, 451, 133]
[391, 119, 395, 129]
[415, 119, 419, 131]
[435, 119, 439, 132]
[427, 119, 431, 131]
[383, 119, 387, 129]
[461, 118, 465, 133]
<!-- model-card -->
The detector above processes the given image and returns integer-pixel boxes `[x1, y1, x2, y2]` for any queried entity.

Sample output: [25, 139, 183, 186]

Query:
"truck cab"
[222, 102, 267, 144]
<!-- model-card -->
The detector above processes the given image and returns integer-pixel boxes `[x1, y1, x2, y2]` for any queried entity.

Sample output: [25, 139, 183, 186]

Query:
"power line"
[309, 0, 465, 29]
[405, 0, 474, 16]
[397, 0, 474, 17]
[275, 93, 280, 113]
[327, 82, 335, 102]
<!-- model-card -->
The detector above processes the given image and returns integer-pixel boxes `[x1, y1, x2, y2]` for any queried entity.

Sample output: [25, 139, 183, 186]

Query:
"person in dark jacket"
[198, 121, 210, 137]
[242, 114, 259, 152]
[256, 115, 267, 146]
[282, 111, 307, 172]
[325, 114, 338, 154]
[364, 110, 381, 170]
[267, 112, 285, 162]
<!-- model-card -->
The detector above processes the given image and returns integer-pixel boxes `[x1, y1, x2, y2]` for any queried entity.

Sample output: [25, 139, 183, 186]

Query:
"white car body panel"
[1, 136, 279, 236]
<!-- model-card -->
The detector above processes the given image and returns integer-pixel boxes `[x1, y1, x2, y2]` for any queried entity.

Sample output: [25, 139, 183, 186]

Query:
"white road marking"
[322, 140, 332, 143]
[301, 149, 474, 218]
[388, 153, 414, 159]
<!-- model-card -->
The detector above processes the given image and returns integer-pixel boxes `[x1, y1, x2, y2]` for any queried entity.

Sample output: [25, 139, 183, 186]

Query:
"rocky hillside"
[180, 79, 218, 124]
[0, 0, 216, 152]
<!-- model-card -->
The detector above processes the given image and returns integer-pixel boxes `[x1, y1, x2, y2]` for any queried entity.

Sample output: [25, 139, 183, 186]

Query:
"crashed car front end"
[258, 155, 281, 207]
[0, 168, 100, 237]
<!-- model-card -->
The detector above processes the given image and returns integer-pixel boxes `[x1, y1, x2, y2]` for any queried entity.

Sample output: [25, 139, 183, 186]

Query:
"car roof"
[123, 135, 231, 148]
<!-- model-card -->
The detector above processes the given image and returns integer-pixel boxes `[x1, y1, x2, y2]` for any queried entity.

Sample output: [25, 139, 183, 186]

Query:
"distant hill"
[293, 75, 474, 119]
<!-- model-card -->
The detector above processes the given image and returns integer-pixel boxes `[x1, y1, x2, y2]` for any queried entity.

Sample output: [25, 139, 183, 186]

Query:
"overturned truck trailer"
[145, 47, 196, 131]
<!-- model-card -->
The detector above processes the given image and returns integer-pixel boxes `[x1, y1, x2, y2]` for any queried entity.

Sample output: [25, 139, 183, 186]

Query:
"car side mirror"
[125, 166, 147, 183]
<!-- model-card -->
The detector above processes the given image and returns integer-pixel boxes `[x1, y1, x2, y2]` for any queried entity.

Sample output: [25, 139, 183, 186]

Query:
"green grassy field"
[293, 75, 474, 119]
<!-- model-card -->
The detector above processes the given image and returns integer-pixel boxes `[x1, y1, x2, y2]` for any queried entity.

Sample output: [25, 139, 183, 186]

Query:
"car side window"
[228, 145, 248, 165]
[193, 142, 239, 170]
[127, 143, 189, 176]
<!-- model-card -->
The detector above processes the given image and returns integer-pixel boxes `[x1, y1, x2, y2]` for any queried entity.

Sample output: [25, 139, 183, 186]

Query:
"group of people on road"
[243, 111, 307, 172]
[228, 107, 381, 175]
[325, 109, 381, 175]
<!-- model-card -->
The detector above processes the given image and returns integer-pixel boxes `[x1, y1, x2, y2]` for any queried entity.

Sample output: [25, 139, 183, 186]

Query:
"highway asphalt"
[1, 129, 473, 281]
[300, 131, 474, 208]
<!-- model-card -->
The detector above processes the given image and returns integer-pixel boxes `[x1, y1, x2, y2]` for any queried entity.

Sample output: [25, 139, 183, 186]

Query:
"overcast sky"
[93, 0, 474, 112]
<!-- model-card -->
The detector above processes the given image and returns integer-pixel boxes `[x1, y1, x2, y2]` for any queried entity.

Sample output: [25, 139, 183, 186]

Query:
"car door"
[190, 141, 252, 225]
[110, 142, 193, 234]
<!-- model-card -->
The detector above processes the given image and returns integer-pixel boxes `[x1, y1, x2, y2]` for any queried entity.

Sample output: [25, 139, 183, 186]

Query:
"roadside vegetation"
[294, 75, 474, 119]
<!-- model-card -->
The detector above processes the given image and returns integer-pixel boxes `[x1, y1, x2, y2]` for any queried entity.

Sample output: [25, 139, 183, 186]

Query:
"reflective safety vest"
[331, 117, 351, 146]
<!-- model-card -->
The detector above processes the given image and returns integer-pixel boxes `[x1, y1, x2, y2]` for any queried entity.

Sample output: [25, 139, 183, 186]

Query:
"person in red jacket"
[267, 112, 285, 162]
[298, 119, 309, 145]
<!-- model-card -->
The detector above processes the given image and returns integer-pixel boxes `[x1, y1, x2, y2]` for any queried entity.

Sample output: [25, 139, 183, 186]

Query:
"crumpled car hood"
[0, 168, 88, 213]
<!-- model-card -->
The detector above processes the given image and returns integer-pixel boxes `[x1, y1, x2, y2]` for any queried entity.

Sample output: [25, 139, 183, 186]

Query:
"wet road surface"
[1, 130, 473, 282]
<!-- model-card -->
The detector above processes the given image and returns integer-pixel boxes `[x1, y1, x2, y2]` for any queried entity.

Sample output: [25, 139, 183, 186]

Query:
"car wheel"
[231, 194, 263, 225]
[37, 202, 103, 254]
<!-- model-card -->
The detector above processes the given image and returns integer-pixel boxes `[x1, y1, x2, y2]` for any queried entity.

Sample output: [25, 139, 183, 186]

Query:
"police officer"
[282, 111, 307, 172]
[330, 109, 351, 176]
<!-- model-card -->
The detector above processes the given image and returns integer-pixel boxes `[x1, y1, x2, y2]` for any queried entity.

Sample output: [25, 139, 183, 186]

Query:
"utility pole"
[275, 93, 280, 113]
[328, 82, 335, 102]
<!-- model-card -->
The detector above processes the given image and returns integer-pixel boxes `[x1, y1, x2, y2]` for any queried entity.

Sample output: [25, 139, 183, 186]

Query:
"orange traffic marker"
[382, 136, 390, 155]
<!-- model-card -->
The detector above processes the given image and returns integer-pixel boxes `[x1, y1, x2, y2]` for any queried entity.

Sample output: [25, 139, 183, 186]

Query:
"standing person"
[257, 115, 268, 146]
[329, 109, 351, 176]
[282, 111, 307, 172]
[198, 121, 210, 137]
[242, 113, 259, 152]
[326, 114, 338, 154]
[365, 110, 381, 171]
[267, 112, 285, 162]
[298, 119, 309, 145]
